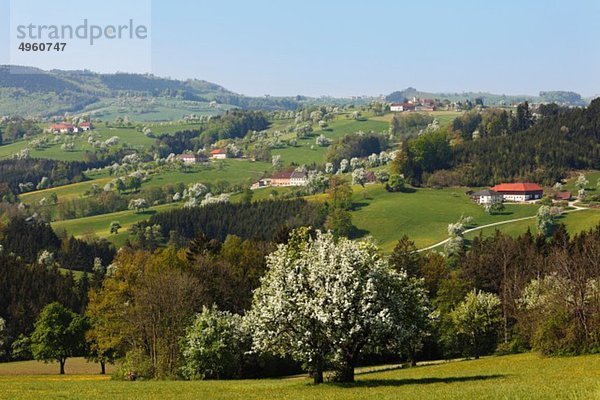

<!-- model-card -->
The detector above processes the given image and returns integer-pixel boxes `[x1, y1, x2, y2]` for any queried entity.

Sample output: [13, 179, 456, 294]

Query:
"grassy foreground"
[0, 353, 598, 399]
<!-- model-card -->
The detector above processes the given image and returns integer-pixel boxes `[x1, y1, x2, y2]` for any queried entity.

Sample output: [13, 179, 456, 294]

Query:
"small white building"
[290, 171, 308, 186]
[470, 189, 503, 205]
[176, 153, 199, 164]
[210, 149, 228, 160]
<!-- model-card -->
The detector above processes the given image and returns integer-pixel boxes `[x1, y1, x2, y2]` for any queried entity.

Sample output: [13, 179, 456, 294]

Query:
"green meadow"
[0, 353, 598, 400]
[348, 185, 539, 251]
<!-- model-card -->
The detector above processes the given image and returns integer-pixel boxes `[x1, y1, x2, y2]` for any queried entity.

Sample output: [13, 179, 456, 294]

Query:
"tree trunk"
[336, 363, 355, 383]
[100, 360, 106, 375]
[313, 366, 324, 385]
[59, 359, 66, 375]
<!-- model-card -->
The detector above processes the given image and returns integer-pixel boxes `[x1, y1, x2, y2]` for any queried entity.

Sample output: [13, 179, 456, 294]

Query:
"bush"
[114, 349, 155, 381]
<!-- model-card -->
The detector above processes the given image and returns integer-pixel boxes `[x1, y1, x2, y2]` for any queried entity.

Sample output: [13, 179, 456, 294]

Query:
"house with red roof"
[79, 122, 92, 131]
[50, 123, 77, 134]
[210, 149, 228, 160]
[491, 183, 543, 202]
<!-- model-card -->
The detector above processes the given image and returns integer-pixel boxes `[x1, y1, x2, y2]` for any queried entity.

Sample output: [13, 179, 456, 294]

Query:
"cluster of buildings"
[251, 171, 309, 190]
[470, 183, 545, 204]
[49, 122, 92, 133]
[390, 98, 436, 113]
[175, 149, 229, 164]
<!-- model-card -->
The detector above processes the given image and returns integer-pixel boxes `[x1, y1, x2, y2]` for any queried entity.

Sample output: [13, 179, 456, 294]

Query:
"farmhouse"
[210, 149, 228, 160]
[271, 171, 293, 187]
[176, 153, 200, 164]
[290, 171, 308, 186]
[50, 123, 77, 134]
[390, 102, 416, 112]
[79, 122, 92, 131]
[470, 189, 503, 205]
[271, 171, 308, 187]
[251, 178, 272, 190]
[491, 183, 543, 202]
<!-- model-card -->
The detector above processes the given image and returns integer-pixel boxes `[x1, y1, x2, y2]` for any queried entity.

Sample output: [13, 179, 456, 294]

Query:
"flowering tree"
[181, 306, 245, 380]
[352, 168, 367, 187]
[248, 229, 425, 383]
[450, 290, 501, 359]
[128, 198, 149, 213]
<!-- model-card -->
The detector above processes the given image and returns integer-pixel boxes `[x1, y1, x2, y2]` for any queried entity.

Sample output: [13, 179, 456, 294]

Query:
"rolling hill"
[0, 66, 303, 119]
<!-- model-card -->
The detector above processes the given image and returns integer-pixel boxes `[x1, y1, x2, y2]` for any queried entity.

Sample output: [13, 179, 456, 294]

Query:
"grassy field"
[0, 126, 156, 161]
[0, 353, 598, 399]
[20, 159, 273, 207]
[372, 110, 463, 128]
[348, 185, 539, 251]
[274, 115, 389, 166]
[464, 208, 600, 242]
[52, 203, 178, 246]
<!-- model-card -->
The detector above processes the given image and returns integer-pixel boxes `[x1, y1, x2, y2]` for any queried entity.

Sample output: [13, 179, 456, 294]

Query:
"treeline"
[326, 132, 388, 167]
[199, 110, 270, 145]
[451, 99, 600, 185]
[0, 116, 42, 144]
[394, 99, 600, 186]
[0, 159, 88, 198]
[429, 225, 600, 356]
[0, 218, 115, 271]
[140, 199, 327, 244]
[0, 252, 91, 359]
[152, 130, 203, 158]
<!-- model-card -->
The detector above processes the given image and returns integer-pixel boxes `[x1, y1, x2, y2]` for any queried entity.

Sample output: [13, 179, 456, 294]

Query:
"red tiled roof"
[555, 191, 572, 200]
[51, 123, 74, 129]
[210, 149, 227, 154]
[271, 171, 293, 180]
[80, 122, 91, 127]
[491, 183, 543, 192]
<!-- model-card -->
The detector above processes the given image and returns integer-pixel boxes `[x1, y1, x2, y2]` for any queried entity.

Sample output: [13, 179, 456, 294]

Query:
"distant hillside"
[386, 87, 587, 106]
[0, 66, 304, 120]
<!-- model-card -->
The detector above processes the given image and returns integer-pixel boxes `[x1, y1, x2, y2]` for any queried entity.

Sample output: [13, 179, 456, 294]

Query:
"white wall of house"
[211, 154, 227, 160]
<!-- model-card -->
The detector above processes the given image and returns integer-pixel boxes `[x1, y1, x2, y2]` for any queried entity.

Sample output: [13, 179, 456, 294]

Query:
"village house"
[470, 189, 503, 205]
[491, 183, 544, 202]
[50, 123, 77, 134]
[79, 122, 92, 131]
[390, 102, 416, 112]
[271, 171, 293, 187]
[290, 171, 309, 186]
[176, 153, 200, 165]
[210, 149, 228, 160]
[270, 171, 308, 187]
[251, 178, 272, 190]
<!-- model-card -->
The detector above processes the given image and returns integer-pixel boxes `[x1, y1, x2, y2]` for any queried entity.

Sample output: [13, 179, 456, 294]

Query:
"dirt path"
[418, 202, 587, 252]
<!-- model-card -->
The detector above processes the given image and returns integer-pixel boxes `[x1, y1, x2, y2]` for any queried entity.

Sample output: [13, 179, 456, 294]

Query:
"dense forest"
[450, 99, 600, 185]
[139, 199, 327, 244]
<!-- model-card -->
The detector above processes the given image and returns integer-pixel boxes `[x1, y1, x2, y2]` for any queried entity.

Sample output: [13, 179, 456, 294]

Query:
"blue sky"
[1, 0, 600, 97]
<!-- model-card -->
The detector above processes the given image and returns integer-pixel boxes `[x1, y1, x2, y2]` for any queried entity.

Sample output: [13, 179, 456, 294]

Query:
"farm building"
[50, 123, 77, 133]
[176, 153, 200, 164]
[79, 122, 92, 131]
[470, 189, 503, 205]
[271, 171, 308, 187]
[290, 171, 308, 186]
[491, 183, 543, 202]
[251, 178, 272, 190]
[210, 149, 228, 160]
[390, 102, 415, 112]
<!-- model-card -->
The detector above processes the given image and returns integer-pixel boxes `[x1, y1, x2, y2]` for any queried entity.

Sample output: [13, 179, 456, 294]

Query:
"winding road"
[417, 201, 588, 252]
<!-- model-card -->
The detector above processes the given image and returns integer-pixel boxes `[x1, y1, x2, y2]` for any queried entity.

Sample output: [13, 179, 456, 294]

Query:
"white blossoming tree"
[450, 290, 501, 359]
[248, 229, 425, 384]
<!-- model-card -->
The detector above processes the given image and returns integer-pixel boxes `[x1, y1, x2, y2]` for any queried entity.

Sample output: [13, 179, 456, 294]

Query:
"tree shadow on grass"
[334, 374, 505, 388]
